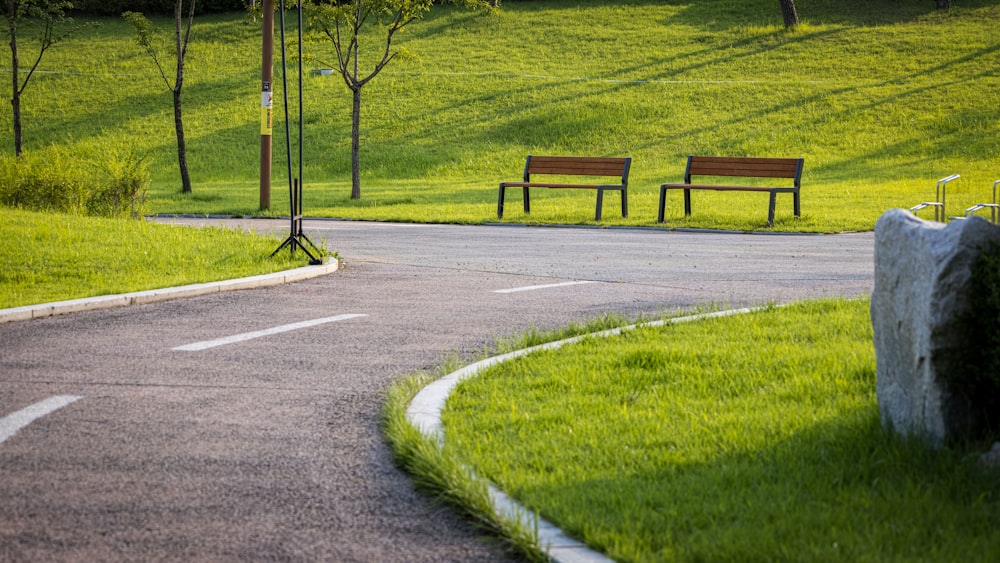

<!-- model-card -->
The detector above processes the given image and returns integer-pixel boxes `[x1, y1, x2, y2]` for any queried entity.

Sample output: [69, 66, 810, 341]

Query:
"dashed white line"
[172, 314, 368, 351]
[0, 395, 83, 445]
[494, 281, 596, 294]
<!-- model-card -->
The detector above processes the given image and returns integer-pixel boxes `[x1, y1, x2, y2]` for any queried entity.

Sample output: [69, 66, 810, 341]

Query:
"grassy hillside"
[2, 0, 998, 231]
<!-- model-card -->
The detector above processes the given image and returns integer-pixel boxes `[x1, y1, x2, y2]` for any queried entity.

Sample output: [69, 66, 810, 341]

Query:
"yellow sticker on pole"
[261, 107, 273, 136]
[260, 91, 273, 136]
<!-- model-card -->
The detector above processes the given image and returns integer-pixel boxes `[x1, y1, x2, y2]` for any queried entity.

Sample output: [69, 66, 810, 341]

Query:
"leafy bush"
[0, 147, 149, 218]
[0, 150, 89, 214]
[86, 151, 150, 218]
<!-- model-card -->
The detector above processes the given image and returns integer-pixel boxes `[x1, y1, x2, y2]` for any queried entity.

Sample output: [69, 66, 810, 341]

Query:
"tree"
[123, 1, 196, 194]
[935, 0, 952, 8]
[779, 0, 799, 28]
[305, 0, 489, 200]
[3, 0, 73, 157]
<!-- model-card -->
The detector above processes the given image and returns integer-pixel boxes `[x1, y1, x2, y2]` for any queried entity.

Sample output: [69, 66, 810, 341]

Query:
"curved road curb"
[405, 307, 757, 563]
[0, 259, 339, 324]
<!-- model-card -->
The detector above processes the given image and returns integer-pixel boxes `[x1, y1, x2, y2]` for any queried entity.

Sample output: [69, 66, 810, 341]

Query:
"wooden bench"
[657, 155, 804, 227]
[498, 155, 631, 221]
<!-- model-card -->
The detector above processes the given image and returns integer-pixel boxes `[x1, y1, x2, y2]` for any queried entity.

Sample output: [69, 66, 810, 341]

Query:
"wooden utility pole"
[260, 0, 274, 210]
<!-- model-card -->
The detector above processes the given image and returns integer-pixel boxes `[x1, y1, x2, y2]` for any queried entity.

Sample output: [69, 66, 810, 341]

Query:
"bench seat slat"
[528, 166, 628, 176]
[660, 183, 794, 192]
[502, 182, 625, 190]
[526, 156, 630, 165]
[527, 157, 631, 177]
[687, 156, 801, 179]
[689, 165, 800, 178]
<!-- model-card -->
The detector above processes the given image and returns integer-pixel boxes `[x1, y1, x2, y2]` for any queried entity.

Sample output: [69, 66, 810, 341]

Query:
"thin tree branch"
[180, 0, 196, 62]
[355, 9, 417, 89]
[151, 49, 173, 90]
[16, 20, 53, 96]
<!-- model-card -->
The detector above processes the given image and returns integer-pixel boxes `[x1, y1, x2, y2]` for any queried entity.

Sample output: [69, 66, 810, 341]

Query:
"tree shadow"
[503, 402, 1000, 560]
[423, 0, 996, 30]
[640, 0, 988, 28]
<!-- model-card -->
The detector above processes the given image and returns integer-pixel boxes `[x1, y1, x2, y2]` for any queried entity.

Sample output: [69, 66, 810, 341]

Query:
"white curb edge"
[0, 259, 339, 324]
[405, 307, 758, 562]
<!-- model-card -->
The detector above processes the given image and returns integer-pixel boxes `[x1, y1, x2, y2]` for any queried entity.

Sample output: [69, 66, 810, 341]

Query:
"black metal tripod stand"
[271, 178, 322, 264]
[271, 0, 322, 265]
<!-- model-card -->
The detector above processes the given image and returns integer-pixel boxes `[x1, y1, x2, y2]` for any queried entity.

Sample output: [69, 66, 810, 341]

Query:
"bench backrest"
[524, 155, 631, 185]
[685, 156, 803, 187]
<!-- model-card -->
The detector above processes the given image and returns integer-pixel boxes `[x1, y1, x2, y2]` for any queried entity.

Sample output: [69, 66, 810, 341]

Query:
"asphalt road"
[0, 219, 875, 561]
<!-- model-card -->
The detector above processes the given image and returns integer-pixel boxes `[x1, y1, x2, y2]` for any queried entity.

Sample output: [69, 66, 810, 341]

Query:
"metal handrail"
[963, 179, 1000, 223]
[910, 174, 960, 222]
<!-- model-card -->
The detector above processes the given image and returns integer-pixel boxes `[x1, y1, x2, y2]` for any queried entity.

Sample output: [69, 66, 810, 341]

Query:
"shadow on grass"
[512, 402, 1000, 561]
[657, 0, 984, 28]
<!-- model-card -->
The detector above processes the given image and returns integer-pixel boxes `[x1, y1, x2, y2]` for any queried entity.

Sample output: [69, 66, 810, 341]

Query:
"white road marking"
[494, 281, 596, 294]
[0, 395, 83, 445]
[173, 314, 368, 351]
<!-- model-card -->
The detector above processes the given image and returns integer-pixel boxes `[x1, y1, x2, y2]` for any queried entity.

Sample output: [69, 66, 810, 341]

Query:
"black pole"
[298, 2, 304, 191]
[271, 0, 321, 264]
[278, 0, 293, 207]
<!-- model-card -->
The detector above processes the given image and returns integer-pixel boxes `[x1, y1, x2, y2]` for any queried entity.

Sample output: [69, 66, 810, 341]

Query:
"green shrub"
[86, 150, 150, 218]
[0, 147, 150, 218]
[0, 149, 89, 214]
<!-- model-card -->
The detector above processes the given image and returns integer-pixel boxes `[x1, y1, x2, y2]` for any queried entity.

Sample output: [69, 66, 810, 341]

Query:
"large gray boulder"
[871, 209, 1000, 446]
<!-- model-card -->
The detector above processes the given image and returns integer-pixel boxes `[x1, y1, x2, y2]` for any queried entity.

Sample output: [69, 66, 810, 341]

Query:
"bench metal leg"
[523, 187, 530, 214]
[595, 188, 627, 221]
[793, 190, 801, 217]
[683, 189, 692, 216]
[497, 184, 505, 218]
[657, 186, 667, 223]
[767, 190, 777, 227]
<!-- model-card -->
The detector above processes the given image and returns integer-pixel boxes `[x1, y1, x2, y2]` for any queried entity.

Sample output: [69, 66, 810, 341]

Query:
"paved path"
[0, 220, 874, 561]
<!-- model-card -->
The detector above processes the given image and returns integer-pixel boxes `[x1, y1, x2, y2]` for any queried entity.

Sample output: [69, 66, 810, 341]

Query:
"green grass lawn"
[0, 208, 307, 308]
[2, 0, 998, 231]
[386, 300, 1000, 561]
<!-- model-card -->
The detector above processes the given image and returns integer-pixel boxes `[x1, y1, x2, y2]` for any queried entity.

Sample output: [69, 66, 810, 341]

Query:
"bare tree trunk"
[174, 87, 192, 194]
[5, 1, 67, 158]
[349, 8, 362, 201]
[173, 0, 194, 194]
[779, 0, 799, 28]
[9, 19, 22, 157]
[351, 86, 361, 200]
